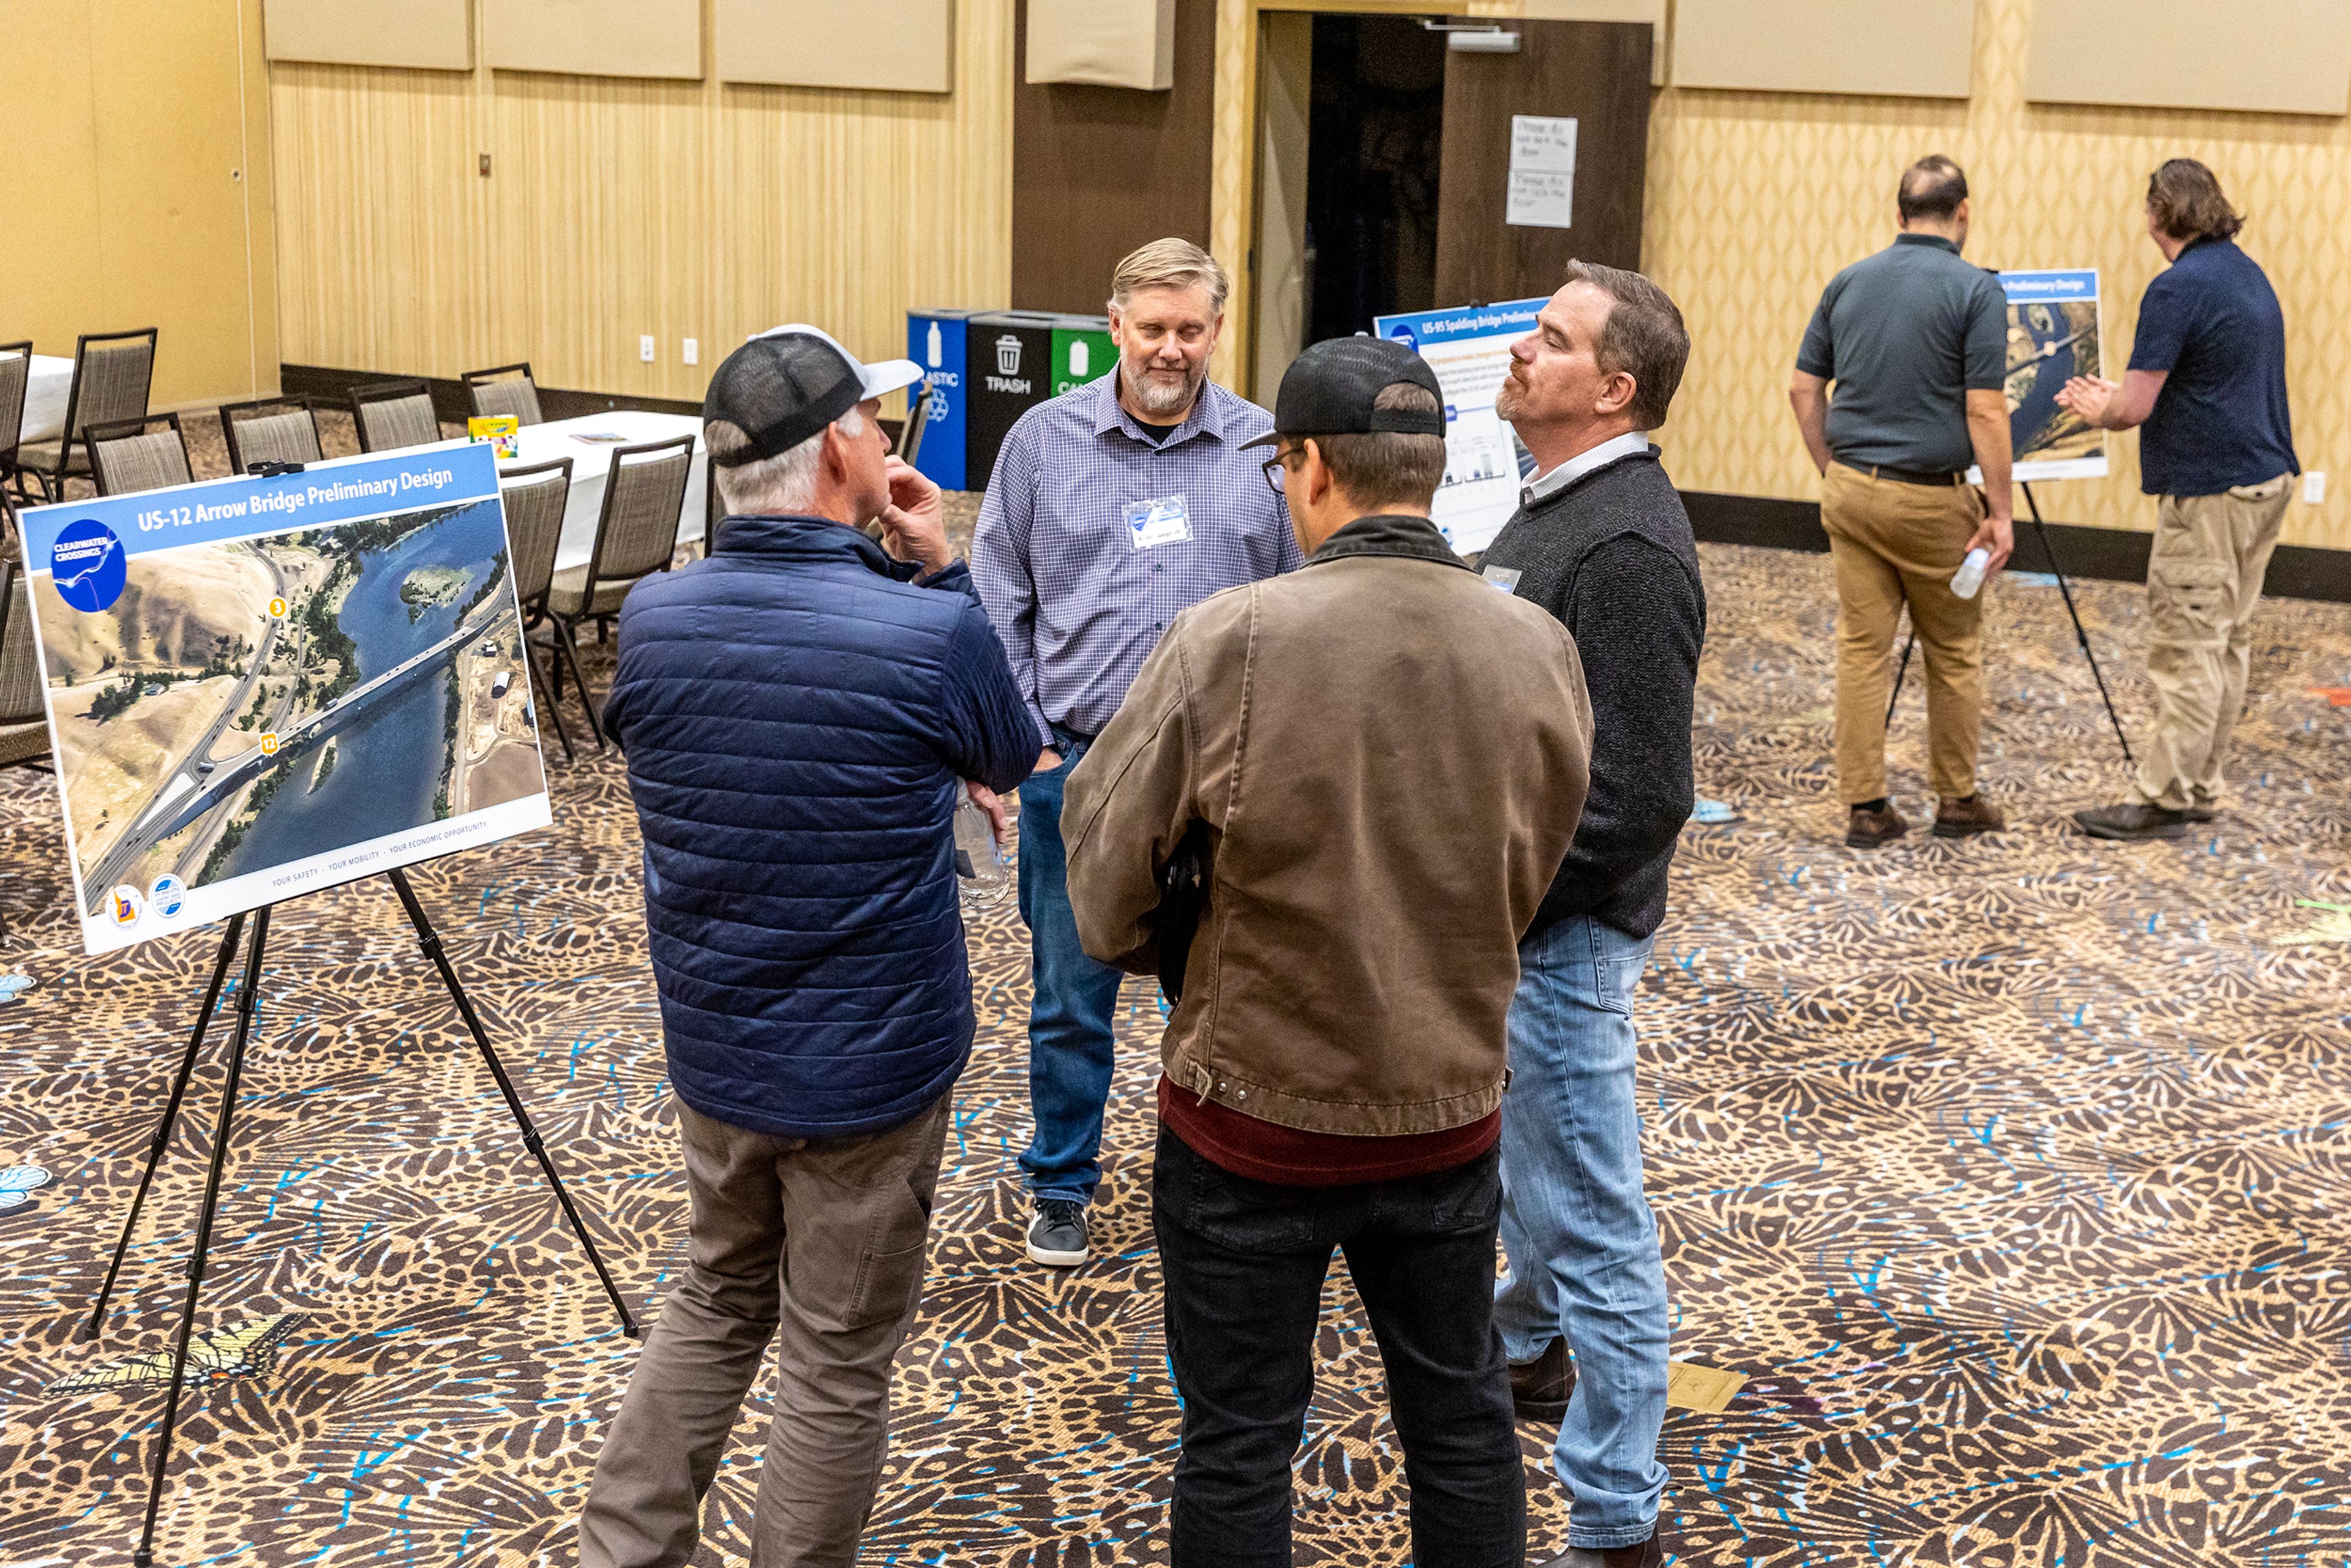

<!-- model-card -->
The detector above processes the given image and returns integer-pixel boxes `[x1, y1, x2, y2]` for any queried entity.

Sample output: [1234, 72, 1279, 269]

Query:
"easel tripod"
[1888, 481, 2135, 767]
[81, 867, 639, 1568]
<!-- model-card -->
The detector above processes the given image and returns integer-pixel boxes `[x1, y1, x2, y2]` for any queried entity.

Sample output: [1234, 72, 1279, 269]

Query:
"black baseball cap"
[1240, 336, 1445, 450]
[702, 324, 924, 468]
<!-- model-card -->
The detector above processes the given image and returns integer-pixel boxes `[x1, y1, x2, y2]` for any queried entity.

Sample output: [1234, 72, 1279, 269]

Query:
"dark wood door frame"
[1434, 19, 1653, 307]
[1010, 0, 1220, 315]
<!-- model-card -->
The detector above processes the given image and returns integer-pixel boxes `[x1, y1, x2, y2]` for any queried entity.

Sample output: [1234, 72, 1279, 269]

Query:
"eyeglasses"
[1259, 452, 1294, 495]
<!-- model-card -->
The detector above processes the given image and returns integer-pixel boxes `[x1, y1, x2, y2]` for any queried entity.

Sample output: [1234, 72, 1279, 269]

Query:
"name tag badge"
[1482, 565, 1523, 594]
[1126, 495, 1193, 550]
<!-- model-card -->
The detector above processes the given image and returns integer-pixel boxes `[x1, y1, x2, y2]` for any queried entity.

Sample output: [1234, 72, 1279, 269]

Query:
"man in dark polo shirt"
[2059, 160, 2298, 841]
[1063, 339, 1595, 1568]
[1790, 154, 2015, 849]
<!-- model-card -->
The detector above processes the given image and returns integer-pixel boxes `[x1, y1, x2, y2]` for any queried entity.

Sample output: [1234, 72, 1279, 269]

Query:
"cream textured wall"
[1210, 0, 2351, 551]
[269, 0, 1013, 402]
[5, 0, 279, 410]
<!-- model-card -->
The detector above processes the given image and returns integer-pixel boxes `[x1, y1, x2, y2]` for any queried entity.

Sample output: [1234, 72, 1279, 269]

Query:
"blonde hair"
[1109, 238, 1229, 317]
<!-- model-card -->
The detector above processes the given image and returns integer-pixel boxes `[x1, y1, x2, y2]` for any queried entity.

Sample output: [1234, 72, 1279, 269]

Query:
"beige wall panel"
[718, 0, 953, 94]
[1673, 0, 1974, 99]
[269, 0, 1015, 403]
[1027, 0, 1176, 90]
[3, 0, 276, 407]
[263, 0, 473, 70]
[2028, 0, 2351, 116]
[1210, 0, 2351, 551]
[483, 0, 703, 81]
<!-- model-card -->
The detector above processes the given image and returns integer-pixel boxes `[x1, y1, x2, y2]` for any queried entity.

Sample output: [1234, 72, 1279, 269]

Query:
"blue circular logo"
[51, 520, 127, 613]
[151, 874, 186, 919]
[1386, 325, 1420, 353]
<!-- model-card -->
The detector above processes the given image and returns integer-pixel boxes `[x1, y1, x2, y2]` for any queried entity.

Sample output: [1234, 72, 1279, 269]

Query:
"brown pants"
[578, 1092, 953, 1568]
[1821, 462, 1986, 803]
[2131, 475, 2292, 812]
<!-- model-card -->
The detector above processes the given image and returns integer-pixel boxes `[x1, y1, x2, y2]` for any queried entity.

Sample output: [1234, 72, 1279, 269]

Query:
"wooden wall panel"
[2027, 0, 2351, 117]
[1010, 0, 1217, 314]
[268, 0, 1014, 402]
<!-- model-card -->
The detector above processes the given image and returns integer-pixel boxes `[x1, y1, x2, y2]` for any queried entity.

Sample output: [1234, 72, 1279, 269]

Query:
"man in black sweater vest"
[1477, 261, 1705, 1568]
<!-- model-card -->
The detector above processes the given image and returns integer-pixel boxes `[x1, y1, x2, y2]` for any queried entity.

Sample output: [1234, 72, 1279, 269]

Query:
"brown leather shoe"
[2074, 801, 2191, 841]
[1845, 801, 1910, 848]
[1510, 1338, 1576, 1422]
[1932, 793, 2006, 838]
[1532, 1530, 1665, 1568]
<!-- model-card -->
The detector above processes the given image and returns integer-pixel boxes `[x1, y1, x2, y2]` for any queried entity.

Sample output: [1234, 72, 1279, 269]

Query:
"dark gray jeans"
[578, 1092, 952, 1568]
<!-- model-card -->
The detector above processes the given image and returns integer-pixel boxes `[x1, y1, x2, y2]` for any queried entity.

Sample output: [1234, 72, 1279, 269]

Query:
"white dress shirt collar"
[1521, 430, 1652, 507]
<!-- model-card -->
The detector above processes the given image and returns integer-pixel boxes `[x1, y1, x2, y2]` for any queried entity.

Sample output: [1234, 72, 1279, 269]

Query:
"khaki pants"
[2130, 475, 2292, 812]
[579, 1092, 953, 1568]
[1821, 462, 1986, 803]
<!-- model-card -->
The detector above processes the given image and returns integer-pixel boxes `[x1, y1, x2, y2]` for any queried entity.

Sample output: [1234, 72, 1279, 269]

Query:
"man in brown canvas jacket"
[1063, 337, 1595, 1568]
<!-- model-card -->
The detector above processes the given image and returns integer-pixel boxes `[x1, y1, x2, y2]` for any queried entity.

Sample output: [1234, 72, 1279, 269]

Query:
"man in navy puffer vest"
[579, 327, 1037, 1568]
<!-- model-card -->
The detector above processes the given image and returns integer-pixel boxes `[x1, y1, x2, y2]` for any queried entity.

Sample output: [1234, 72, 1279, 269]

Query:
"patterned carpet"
[3, 448, 2349, 1566]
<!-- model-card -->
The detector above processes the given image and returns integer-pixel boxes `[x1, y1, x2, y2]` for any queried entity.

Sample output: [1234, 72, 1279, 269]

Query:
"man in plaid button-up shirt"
[972, 239, 1301, 1269]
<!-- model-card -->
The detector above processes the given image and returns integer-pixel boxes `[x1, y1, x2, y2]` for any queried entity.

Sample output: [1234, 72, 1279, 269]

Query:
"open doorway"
[1253, 13, 1445, 398]
[1247, 10, 1654, 402]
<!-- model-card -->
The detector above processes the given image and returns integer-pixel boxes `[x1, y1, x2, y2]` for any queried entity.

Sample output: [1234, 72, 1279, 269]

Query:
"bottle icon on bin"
[996, 335, 1023, 376]
[1068, 340, 1089, 378]
[926, 320, 943, 369]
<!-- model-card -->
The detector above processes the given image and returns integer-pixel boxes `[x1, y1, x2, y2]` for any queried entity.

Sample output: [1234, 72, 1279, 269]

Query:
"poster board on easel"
[1973, 268, 2109, 485]
[18, 444, 553, 955]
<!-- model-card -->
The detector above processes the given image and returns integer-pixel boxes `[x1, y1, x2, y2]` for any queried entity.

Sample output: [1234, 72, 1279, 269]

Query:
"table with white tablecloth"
[501, 410, 709, 573]
[11, 353, 75, 445]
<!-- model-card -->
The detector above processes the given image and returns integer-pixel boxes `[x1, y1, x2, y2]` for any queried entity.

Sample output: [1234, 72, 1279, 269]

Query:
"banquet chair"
[545, 433, 692, 745]
[15, 328, 156, 502]
[498, 457, 593, 760]
[219, 396, 326, 474]
[86, 413, 193, 497]
[350, 379, 441, 452]
[0, 342, 31, 503]
[0, 546, 43, 947]
[464, 363, 545, 427]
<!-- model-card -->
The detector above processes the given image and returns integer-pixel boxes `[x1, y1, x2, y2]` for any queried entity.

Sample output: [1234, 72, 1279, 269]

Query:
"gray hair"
[707, 406, 866, 516]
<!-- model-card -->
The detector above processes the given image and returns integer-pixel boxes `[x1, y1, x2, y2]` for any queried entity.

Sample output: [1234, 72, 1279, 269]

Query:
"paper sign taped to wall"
[1507, 114, 1577, 230]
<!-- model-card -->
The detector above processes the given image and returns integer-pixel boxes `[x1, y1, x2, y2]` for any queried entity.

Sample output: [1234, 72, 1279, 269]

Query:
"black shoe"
[1026, 1199, 1089, 1267]
[2074, 801, 2192, 841]
[1532, 1529, 1664, 1568]
[1510, 1338, 1577, 1422]
[2183, 805, 2218, 823]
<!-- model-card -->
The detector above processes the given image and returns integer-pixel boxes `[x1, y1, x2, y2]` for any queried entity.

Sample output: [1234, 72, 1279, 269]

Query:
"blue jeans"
[1494, 913, 1670, 1550]
[1016, 745, 1127, 1207]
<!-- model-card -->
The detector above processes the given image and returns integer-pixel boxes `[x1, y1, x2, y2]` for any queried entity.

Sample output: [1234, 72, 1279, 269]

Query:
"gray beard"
[1128, 362, 1203, 418]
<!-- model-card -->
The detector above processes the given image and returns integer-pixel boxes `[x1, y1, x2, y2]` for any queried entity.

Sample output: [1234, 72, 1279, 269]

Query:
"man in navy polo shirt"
[2059, 160, 2299, 841]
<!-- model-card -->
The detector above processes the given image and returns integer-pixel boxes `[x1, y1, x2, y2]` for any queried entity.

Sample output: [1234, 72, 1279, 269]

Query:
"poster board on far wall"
[2027, 0, 2351, 116]
[483, 0, 702, 80]
[17, 445, 553, 956]
[717, 0, 952, 93]
[1672, 0, 1974, 99]
[263, 0, 473, 70]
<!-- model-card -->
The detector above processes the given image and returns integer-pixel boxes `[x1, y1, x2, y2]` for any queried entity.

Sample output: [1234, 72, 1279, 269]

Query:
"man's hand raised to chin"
[879, 455, 954, 577]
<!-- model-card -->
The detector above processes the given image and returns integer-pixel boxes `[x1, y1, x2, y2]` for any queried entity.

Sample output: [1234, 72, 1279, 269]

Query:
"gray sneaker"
[1026, 1199, 1089, 1267]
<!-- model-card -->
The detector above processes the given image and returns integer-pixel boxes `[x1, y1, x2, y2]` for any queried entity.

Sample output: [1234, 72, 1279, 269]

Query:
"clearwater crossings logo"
[50, 519, 127, 613]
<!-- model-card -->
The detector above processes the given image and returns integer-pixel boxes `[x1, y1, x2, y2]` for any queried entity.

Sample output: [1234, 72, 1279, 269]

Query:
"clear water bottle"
[1949, 546, 1991, 600]
[954, 793, 1013, 909]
